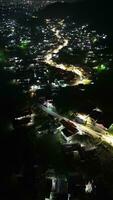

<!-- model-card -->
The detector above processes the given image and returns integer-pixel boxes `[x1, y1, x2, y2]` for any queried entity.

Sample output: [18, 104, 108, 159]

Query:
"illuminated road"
[74, 122, 113, 150]
[44, 20, 92, 86]
[39, 104, 113, 150]
[41, 20, 113, 150]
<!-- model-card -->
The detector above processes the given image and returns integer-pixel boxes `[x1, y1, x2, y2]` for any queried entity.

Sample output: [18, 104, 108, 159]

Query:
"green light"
[19, 40, 30, 50]
[92, 37, 97, 43]
[93, 64, 108, 73]
[0, 50, 6, 63]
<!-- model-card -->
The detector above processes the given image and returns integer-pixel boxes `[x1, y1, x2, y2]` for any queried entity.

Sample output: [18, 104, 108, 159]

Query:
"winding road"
[44, 19, 92, 86]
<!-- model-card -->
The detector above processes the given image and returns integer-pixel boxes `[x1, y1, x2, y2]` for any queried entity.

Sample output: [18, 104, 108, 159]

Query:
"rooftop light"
[94, 64, 108, 73]
[19, 39, 30, 49]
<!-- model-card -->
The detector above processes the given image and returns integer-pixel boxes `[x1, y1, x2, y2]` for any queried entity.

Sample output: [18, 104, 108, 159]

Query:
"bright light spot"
[19, 40, 30, 49]
[94, 64, 108, 73]
[92, 37, 97, 43]
[78, 79, 92, 85]
[102, 135, 113, 147]
[77, 113, 89, 121]
[93, 107, 102, 113]
[85, 181, 93, 193]
[29, 85, 39, 92]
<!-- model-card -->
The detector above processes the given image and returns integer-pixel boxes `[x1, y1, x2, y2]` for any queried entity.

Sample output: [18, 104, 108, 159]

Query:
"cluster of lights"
[44, 19, 92, 86]
[0, 14, 112, 95]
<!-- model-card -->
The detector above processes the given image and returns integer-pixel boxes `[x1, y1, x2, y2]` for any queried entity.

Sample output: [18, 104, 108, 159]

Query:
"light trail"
[44, 20, 92, 86]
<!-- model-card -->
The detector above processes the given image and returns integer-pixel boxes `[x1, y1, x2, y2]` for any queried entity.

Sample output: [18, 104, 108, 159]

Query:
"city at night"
[0, 0, 113, 200]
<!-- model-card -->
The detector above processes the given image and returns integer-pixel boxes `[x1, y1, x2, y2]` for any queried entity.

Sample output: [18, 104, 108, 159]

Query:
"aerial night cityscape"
[0, 0, 113, 200]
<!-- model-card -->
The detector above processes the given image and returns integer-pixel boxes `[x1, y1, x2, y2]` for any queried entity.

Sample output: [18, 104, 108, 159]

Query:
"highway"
[39, 104, 113, 150]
